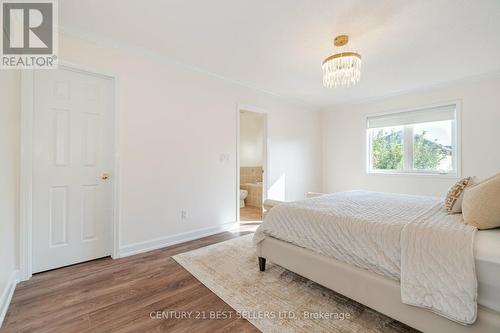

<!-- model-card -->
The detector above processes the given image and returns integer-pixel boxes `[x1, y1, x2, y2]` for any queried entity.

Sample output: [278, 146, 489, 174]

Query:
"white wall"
[0, 32, 322, 266]
[0, 31, 322, 278]
[56, 33, 322, 250]
[0, 71, 20, 304]
[239, 111, 264, 167]
[322, 74, 500, 197]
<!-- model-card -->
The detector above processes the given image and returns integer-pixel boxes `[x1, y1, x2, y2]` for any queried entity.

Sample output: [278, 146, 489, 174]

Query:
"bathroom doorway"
[237, 107, 267, 223]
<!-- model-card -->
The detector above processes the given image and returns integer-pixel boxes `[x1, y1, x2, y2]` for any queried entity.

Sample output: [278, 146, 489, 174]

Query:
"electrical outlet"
[181, 210, 188, 220]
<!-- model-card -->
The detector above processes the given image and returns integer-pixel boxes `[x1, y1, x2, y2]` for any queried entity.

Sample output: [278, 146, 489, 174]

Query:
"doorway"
[23, 65, 116, 275]
[237, 108, 267, 223]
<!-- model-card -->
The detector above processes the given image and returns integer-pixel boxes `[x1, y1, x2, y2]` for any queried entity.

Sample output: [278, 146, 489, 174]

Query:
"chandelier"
[322, 35, 361, 88]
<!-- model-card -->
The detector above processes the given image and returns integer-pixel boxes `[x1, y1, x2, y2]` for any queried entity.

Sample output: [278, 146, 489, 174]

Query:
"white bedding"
[253, 191, 478, 325]
[400, 203, 477, 324]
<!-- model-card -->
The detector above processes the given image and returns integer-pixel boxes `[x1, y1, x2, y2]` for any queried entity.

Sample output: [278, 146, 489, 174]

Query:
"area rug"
[172, 234, 418, 333]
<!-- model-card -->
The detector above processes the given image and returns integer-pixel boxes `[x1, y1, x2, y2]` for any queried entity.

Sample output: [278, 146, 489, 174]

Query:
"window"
[366, 104, 459, 176]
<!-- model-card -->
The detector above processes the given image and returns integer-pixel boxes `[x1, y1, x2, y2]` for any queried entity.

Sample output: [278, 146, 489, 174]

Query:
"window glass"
[371, 126, 404, 170]
[366, 105, 458, 176]
[413, 120, 453, 172]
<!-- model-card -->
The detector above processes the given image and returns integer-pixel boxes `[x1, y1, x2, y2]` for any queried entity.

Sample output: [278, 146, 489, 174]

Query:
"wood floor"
[240, 206, 262, 222]
[1, 229, 260, 333]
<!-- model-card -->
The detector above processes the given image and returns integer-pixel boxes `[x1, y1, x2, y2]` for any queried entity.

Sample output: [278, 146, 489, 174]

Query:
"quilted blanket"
[253, 191, 477, 324]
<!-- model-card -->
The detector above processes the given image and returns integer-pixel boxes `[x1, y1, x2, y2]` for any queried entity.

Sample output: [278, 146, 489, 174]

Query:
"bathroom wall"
[239, 111, 264, 208]
[240, 183, 263, 208]
[240, 166, 263, 185]
[240, 166, 263, 208]
[240, 110, 264, 167]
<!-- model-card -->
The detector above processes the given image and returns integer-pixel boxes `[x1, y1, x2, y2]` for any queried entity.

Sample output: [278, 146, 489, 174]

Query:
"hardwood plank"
[1, 229, 258, 333]
[240, 206, 262, 222]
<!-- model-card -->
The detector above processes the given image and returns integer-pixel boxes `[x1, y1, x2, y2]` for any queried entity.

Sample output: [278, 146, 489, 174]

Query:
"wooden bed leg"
[258, 257, 266, 271]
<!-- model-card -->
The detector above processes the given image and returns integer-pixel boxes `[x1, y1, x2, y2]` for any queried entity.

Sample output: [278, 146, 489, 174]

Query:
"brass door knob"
[101, 172, 109, 180]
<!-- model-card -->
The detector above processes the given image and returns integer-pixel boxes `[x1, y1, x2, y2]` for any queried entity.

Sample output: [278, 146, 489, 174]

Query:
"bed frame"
[257, 197, 500, 333]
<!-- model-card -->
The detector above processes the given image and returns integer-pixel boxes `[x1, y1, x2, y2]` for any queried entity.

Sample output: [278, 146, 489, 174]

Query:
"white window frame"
[365, 101, 461, 178]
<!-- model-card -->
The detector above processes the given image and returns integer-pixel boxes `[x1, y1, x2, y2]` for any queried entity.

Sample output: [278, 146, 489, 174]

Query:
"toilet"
[240, 189, 248, 208]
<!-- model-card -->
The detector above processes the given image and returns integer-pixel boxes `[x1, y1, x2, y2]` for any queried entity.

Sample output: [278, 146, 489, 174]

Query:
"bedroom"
[0, 1, 499, 332]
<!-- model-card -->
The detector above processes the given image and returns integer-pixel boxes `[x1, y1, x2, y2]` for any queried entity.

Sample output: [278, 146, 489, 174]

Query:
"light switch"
[219, 153, 230, 163]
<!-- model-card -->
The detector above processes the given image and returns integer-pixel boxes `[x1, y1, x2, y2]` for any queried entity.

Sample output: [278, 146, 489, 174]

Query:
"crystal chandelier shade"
[322, 35, 361, 88]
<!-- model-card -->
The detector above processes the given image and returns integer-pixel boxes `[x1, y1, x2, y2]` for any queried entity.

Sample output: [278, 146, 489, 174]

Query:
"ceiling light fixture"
[322, 35, 361, 88]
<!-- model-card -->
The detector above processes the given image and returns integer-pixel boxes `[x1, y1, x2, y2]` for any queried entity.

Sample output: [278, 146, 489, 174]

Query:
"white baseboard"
[0, 270, 19, 328]
[118, 222, 239, 258]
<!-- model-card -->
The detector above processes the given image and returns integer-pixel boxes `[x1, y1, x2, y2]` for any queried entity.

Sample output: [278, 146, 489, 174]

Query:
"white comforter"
[253, 191, 477, 324]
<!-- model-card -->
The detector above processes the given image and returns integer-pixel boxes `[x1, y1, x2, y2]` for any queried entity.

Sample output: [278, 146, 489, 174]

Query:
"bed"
[254, 191, 500, 333]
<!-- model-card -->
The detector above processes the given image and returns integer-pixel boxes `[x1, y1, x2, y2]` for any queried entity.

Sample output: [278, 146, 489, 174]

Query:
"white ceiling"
[59, 0, 500, 109]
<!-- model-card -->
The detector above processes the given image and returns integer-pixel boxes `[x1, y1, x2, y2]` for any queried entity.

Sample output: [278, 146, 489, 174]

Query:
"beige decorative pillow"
[462, 173, 500, 229]
[445, 177, 472, 214]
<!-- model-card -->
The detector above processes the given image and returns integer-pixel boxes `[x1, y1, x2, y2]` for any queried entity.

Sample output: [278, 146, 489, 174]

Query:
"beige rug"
[173, 234, 419, 333]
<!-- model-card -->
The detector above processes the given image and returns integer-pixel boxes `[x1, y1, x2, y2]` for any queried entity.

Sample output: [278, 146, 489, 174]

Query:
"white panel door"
[32, 67, 114, 273]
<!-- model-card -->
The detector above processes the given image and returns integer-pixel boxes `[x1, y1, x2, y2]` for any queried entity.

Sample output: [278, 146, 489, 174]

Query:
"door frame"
[235, 104, 269, 222]
[20, 61, 120, 281]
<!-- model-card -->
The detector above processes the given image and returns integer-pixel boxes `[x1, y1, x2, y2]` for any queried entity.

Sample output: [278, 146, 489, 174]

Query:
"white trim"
[20, 61, 120, 280]
[403, 125, 414, 172]
[236, 104, 269, 221]
[20, 70, 34, 281]
[236, 107, 240, 222]
[364, 100, 462, 179]
[111, 73, 121, 260]
[0, 270, 19, 328]
[118, 222, 239, 258]
[455, 102, 463, 179]
[366, 170, 461, 179]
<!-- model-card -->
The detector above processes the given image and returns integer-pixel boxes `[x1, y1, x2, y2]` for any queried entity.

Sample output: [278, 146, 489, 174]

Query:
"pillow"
[462, 173, 500, 229]
[445, 177, 472, 214]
